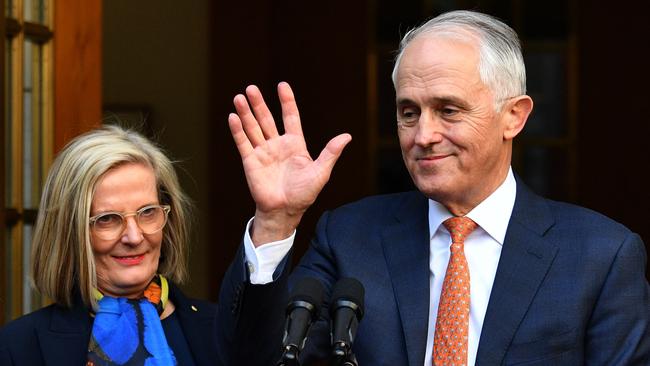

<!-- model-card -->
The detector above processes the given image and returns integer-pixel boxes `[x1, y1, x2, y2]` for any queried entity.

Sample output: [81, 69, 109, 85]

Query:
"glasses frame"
[89, 204, 171, 239]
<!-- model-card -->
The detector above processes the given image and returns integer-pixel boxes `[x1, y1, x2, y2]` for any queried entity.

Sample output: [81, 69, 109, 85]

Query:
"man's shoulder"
[331, 190, 424, 215]
[517, 189, 641, 260]
[515, 179, 634, 238]
[313, 190, 426, 235]
[544, 197, 632, 236]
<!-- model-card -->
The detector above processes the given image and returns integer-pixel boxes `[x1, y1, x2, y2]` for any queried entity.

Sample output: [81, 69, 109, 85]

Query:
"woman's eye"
[95, 214, 121, 226]
[140, 207, 156, 217]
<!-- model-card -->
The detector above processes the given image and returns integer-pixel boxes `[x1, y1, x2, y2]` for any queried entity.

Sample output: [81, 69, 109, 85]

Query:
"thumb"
[314, 133, 352, 175]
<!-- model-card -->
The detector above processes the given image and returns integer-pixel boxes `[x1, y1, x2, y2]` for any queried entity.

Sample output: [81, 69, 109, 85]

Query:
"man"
[228, 10, 650, 366]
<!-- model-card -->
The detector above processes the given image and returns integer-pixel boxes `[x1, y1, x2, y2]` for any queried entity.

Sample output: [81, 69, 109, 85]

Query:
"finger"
[233, 92, 266, 147]
[227, 113, 254, 158]
[277, 82, 304, 137]
[245, 85, 279, 139]
[313, 133, 352, 177]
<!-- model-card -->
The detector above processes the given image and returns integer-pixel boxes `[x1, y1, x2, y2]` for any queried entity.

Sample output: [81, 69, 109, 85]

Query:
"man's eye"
[441, 107, 459, 116]
[398, 108, 419, 125]
[440, 106, 462, 121]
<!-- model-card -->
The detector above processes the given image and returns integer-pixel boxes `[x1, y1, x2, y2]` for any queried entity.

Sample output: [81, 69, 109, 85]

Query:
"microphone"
[277, 277, 325, 366]
[329, 278, 365, 366]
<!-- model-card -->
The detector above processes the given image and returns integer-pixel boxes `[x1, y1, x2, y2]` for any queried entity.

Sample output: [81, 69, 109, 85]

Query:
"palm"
[242, 134, 325, 213]
[229, 82, 350, 217]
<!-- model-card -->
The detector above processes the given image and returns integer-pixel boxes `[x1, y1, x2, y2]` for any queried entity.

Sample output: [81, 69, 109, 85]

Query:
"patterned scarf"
[87, 275, 176, 366]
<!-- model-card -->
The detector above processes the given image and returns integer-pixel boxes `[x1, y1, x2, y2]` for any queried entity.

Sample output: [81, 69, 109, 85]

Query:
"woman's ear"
[503, 95, 533, 140]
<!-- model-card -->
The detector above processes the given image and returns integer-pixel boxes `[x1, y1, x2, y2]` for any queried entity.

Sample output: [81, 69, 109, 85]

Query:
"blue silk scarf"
[87, 275, 176, 366]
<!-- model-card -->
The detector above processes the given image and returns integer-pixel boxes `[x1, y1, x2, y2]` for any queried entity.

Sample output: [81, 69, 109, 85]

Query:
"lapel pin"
[191, 305, 198, 312]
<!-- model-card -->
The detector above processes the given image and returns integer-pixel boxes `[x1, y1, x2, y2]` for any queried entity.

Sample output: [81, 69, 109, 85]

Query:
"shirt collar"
[428, 167, 517, 245]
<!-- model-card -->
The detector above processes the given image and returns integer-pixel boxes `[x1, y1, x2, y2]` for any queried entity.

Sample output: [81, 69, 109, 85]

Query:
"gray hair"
[31, 125, 191, 309]
[391, 10, 526, 110]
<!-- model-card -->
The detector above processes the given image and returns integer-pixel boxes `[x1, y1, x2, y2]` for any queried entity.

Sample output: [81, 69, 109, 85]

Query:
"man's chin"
[413, 180, 449, 201]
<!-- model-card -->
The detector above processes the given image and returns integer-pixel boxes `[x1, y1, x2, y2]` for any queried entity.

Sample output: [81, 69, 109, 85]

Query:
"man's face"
[395, 35, 513, 214]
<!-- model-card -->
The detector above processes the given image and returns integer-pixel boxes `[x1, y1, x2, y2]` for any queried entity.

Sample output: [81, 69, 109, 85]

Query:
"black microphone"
[277, 277, 325, 366]
[329, 278, 365, 366]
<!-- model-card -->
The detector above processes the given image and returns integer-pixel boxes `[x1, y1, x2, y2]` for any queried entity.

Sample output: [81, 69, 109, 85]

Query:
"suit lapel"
[169, 283, 219, 365]
[476, 181, 558, 365]
[381, 192, 431, 366]
[37, 301, 92, 366]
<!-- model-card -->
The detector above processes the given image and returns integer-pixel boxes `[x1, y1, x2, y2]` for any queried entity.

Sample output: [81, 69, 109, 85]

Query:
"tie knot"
[443, 216, 477, 244]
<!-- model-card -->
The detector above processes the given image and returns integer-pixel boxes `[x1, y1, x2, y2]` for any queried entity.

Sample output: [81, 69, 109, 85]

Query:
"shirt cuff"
[243, 217, 295, 284]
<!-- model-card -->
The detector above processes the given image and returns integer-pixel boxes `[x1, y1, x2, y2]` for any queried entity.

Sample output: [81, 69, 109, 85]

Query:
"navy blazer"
[293, 180, 650, 365]
[0, 245, 287, 366]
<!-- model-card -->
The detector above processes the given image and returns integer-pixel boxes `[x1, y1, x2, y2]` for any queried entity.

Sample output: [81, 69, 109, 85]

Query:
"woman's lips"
[112, 254, 145, 265]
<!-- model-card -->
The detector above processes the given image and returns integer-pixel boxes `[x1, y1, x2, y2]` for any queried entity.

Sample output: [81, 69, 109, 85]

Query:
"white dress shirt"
[424, 168, 516, 366]
[243, 217, 294, 284]
[243, 168, 517, 365]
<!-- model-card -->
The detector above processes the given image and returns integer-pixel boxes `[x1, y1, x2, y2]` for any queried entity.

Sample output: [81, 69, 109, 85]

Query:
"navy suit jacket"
[293, 180, 650, 365]
[0, 245, 287, 366]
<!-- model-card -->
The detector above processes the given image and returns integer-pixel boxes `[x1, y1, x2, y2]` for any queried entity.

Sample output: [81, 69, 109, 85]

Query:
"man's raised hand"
[228, 82, 351, 245]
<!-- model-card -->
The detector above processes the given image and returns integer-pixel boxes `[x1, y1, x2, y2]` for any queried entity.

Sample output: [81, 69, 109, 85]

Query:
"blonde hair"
[31, 125, 191, 309]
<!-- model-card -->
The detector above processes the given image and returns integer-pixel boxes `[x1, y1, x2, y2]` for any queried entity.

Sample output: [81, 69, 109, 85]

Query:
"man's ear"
[502, 95, 533, 140]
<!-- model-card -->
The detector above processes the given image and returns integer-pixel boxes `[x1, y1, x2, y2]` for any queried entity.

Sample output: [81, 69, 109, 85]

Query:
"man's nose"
[414, 111, 444, 146]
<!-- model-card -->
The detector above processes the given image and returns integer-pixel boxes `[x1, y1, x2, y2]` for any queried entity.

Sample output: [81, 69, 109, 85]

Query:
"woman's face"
[90, 162, 163, 298]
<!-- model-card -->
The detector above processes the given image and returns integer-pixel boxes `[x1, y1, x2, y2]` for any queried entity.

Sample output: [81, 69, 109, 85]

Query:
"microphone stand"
[276, 345, 301, 366]
[329, 342, 358, 366]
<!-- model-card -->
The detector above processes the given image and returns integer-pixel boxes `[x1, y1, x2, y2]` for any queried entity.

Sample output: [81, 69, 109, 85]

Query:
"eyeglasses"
[89, 204, 171, 240]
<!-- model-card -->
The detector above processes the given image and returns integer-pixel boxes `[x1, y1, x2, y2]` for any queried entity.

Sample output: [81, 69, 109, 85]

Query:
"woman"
[0, 125, 286, 365]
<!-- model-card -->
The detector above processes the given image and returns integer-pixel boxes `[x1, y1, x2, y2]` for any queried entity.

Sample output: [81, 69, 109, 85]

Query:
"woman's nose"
[121, 216, 144, 245]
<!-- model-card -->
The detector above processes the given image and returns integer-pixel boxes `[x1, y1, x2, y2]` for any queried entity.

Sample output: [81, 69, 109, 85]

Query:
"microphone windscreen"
[330, 277, 365, 314]
[289, 277, 325, 313]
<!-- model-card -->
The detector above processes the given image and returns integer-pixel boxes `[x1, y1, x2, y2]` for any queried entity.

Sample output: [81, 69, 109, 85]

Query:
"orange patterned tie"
[433, 216, 477, 366]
